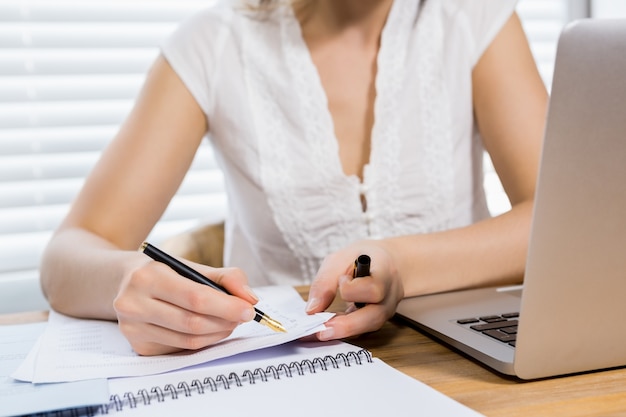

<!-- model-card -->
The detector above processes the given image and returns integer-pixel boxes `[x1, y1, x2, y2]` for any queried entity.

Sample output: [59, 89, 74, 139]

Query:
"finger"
[316, 307, 388, 341]
[116, 262, 256, 325]
[297, 334, 320, 343]
[199, 266, 259, 305]
[134, 296, 246, 336]
[120, 320, 235, 355]
[147, 263, 256, 323]
[339, 273, 385, 305]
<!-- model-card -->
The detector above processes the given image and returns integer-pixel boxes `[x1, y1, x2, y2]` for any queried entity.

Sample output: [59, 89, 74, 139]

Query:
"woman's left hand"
[305, 240, 404, 340]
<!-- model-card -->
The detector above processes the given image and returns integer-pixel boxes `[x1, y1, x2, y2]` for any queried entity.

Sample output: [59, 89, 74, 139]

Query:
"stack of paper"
[0, 322, 109, 417]
[2, 286, 332, 415]
[13, 286, 333, 383]
[2, 285, 485, 417]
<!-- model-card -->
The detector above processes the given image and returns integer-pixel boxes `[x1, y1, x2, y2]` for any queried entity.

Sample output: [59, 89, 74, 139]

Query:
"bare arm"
[307, 13, 548, 339]
[40, 56, 258, 354]
[41, 55, 206, 317]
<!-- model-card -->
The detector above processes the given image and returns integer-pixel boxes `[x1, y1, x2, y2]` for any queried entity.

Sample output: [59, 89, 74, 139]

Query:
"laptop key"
[478, 315, 502, 322]
[500, 326, 518, 334]
[457, 318, 480, 324]
[470, 320, 519, 332]
[483, 329, 517, 343]
[482, 317, 507, 323]
[456, 313, 519, 348]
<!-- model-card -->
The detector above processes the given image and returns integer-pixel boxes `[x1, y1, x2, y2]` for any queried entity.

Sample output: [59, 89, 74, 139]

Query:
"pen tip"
[140, 242, 148, 251]
[260, 315, 287, 333]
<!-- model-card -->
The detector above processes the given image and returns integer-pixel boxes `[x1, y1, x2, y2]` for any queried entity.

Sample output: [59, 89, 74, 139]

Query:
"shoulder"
[159, 0, 247, 114]
[168, 1, 237, 42]
[172, 0, 285, 37]
[161, 0, 257, 72]
[436, 0, 518, 65]
[442, 0, 517, 20]
[164, 0, 286, 53]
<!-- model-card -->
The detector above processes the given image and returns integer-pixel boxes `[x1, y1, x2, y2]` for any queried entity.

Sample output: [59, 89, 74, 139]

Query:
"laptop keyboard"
[456, 312, 519, 347]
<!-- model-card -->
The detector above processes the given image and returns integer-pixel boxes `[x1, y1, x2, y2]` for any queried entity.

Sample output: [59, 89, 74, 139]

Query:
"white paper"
[14, 285, 333, 383]
[0, 322, 109, 417]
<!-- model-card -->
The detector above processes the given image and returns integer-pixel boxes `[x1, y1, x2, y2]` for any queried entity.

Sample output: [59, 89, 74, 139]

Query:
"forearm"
[40, 227, 149, 320]
[385, 200, 533, 298]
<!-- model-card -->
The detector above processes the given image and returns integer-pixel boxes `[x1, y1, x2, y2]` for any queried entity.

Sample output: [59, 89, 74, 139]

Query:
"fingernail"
[241, 307, 256, 322]
[243, 285, 259, 302]
[305, 297, 319, 313]
[318, 326, 334, 341]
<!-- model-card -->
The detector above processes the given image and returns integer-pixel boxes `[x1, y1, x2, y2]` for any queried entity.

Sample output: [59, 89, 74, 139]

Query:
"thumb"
[307, 246, 364, 314]
[306, 267, 349, 314]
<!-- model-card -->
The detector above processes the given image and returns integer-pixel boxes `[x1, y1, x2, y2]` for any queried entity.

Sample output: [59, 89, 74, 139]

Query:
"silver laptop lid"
[514, 18, 626, 379]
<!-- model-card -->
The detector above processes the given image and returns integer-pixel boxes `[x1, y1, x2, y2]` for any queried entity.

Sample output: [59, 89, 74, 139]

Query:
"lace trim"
[241, 7, 337, 280]
[367, 0, 415, 238]
[241, 1, 453, 280]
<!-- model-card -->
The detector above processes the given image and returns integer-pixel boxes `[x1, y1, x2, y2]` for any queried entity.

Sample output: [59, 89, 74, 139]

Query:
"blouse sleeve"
[159, 3, 234, 116]
[455, 0, 518, 66]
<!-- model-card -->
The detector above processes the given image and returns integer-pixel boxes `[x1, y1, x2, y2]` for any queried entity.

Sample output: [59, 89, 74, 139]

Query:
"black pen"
[140, 242, 286, 333]
[353, 254, 371, 308]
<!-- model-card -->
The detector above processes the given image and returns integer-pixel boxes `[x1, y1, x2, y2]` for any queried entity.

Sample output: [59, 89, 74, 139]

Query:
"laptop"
[395, 18, 626, 380]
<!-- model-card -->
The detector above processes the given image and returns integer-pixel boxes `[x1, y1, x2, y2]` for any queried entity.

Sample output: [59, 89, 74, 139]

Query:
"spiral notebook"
[58, 341, 483, 417]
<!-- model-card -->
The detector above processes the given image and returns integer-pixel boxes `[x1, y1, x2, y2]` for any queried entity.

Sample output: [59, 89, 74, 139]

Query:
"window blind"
[0, 0, 587, 313]
[0, 1, 223, 312]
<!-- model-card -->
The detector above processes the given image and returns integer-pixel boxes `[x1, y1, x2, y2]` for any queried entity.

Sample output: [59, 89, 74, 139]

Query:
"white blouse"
[161, 0, 518, 286]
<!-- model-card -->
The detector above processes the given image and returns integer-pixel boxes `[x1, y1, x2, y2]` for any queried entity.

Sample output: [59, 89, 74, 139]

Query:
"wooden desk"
[2, 287, 625, 417]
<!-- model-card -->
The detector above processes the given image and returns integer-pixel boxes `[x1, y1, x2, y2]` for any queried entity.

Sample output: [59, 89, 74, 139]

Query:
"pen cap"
[354, 254, 371, 277]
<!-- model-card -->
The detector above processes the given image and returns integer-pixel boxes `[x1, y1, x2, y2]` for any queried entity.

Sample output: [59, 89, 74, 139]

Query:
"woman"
[40, 0, 547, 355]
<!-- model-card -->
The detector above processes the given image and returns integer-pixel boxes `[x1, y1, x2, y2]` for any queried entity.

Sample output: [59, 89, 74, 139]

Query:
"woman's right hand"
[39, 55, 230, 352]
[113, 261, 259, 356]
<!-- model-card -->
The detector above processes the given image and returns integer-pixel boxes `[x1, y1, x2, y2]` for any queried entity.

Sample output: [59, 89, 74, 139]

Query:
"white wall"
[593, 0, 626, 18]
[0, 271, 48, 313]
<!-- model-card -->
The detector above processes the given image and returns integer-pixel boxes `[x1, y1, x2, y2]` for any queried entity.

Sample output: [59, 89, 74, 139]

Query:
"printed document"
[13, 286, 333, 383]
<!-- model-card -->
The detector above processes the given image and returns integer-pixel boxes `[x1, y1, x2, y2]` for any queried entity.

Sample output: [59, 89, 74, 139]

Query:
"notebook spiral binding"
[77, 348, 373, 415]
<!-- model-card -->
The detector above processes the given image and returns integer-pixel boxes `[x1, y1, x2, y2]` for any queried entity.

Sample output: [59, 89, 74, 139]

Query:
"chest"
[306, 38, 379, 179]
[210, 1, 483, 274]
